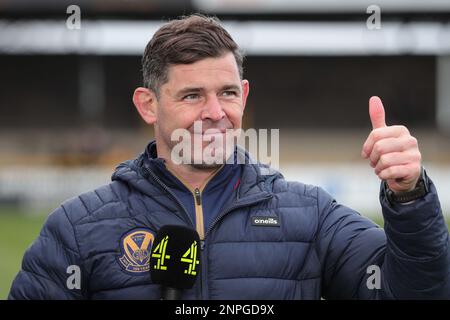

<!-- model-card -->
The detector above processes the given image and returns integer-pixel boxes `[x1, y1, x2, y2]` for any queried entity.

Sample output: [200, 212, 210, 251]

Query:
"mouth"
[187, 120, 236, 137]
[192, 128, 232, 135]
[193, 132, 226, 143]
[201, 129, 227, 135]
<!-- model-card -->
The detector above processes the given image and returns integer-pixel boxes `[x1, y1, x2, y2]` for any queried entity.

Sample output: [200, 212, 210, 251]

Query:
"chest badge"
[118, 228, 154, 274]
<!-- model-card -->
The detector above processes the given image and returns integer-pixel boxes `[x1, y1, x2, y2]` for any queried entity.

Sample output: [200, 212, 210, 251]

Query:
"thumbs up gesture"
[361, 96, 422, 193]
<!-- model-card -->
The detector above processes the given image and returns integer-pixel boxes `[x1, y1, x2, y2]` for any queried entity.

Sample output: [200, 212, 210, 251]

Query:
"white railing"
[0, 163, 448, 217]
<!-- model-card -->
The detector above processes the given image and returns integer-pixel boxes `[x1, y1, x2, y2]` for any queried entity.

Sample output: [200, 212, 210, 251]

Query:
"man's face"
[154, 52, 249, 168]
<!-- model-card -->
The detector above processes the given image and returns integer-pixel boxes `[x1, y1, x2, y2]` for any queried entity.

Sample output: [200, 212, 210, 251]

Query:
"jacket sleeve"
[8, 205, 86, 300]
[317, 176, 450, 299]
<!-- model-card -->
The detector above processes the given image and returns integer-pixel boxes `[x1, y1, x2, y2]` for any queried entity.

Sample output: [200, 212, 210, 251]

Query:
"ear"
[241, 79, 250, 111]
[132, 87, 158, 124]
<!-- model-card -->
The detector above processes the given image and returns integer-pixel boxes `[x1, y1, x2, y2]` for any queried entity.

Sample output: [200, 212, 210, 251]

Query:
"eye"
[183, 93, 200, 101]
[222, 90, 237, 97]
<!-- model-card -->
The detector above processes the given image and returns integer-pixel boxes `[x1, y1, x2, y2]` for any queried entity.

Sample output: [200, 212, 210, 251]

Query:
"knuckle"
[408, 164, 420, 177]
[380, 167, 390, 179]
[372, 130, 381, 141]
[379, 154, 388, 167]
[411, 136, 418, 147]
[414, 151, 422, 162]
[373, 142, 383, 155]
[372, 128, 382, 140]
[362, 142, 370, 153]
[386, 166, 394, 176]
[408, 149, 421, 162]
[399, 125, 410, 134]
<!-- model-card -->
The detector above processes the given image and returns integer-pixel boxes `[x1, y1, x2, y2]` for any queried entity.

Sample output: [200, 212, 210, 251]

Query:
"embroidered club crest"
[118, 228, 154, 274]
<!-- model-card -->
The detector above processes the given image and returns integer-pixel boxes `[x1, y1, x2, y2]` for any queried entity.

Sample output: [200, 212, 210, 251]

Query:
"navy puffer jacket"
[8, 142, 450, 299]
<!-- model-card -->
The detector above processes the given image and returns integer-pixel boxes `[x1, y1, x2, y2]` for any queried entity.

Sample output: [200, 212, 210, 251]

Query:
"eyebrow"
[221, 84, 241, 93]
[175, 84, 241, 98]
[176, 87, 202, 98]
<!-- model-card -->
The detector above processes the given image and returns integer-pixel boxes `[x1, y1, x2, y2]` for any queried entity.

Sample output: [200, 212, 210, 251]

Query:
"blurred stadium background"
[1, 0, 450, 299]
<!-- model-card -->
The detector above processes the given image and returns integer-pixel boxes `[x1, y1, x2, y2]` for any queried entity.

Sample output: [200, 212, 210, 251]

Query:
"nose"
[201, 95, 225, 121]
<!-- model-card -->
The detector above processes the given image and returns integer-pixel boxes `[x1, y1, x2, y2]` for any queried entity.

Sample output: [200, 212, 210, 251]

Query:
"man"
[9, 14, 449, 299]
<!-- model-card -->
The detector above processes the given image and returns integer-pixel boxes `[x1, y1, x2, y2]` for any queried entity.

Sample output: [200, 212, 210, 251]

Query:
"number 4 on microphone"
[181, 241, 200, 276]
[151, 235, 171, 270]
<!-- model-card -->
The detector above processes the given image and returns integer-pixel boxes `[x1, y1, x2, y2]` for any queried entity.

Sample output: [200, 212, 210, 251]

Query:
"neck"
[155, 140, 223, 189]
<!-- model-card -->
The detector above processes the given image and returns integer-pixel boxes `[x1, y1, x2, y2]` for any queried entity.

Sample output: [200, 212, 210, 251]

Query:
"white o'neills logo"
[170, 121, 279, 174]
[251, 216, 280, 227]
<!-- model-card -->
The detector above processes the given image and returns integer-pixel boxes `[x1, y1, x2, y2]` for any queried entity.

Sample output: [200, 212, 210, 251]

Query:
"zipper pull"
[200, 240, 205, 250]
[194, 188, 201, 206]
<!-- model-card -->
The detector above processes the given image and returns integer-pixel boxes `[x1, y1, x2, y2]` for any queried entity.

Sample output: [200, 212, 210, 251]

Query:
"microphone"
[149, 225, 201, 300]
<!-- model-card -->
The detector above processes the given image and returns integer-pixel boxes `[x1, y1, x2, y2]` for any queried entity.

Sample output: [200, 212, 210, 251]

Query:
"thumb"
[369, 96, 386, 129]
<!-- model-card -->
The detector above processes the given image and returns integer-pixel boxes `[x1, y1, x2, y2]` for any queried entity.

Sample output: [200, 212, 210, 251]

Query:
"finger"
[361, 125, 410, 158]
[369, 96, 386, 129]
[374, 150, 421, 175]
[378, 163, 420, 181]
[383, 165, 422, 192]
[368, 135, 418, 167]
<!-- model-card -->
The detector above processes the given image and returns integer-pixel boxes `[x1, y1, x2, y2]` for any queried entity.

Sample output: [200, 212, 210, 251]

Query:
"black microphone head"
[150, 225, 201, 290]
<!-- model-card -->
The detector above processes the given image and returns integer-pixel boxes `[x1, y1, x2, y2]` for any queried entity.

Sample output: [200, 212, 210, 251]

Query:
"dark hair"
[142, 14, 244, 96]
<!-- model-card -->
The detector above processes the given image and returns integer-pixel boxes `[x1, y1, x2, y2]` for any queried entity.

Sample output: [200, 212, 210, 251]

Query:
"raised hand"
[361, 96, 422, 193]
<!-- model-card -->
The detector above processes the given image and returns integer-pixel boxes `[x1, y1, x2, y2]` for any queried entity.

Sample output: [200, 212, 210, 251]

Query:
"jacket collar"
[112, 140, 280, 203]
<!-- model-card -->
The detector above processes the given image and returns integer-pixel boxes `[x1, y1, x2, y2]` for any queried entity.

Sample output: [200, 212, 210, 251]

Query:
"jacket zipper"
[165, 165, 221, 240]
[193, 188, 205, 239]
[193, 187, 207, 299]
[194, 188, 201, 205]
